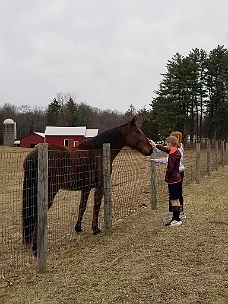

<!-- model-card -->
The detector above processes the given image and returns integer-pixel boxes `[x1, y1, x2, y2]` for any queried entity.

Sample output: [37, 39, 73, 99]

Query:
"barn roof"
[45, 126, 86, 136]
[19, 132, 45, 140]
[34, 132, 45, 137]
[3, 118, 15, 124]
[44, 126, 98, 137]
[85, 129, 99, 138]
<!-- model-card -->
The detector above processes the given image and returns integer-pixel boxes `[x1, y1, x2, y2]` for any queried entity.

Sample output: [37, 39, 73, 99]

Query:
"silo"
[3, 119, 16, 147]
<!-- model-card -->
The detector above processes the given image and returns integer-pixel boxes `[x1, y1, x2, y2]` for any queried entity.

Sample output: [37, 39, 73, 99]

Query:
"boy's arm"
[148, 140, 169, 156]
[153, 146, 168, 155]
[155, 144, 169, 154]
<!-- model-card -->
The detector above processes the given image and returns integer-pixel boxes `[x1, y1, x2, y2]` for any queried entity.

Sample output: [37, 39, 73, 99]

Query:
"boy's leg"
[170, 199, 180, 221]
[165, 183, 182, 226]
[169, 198, 172, 212]
[165, 200, 182, 226]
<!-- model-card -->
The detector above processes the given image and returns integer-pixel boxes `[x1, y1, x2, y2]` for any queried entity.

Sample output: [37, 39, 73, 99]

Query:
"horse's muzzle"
[143, 147, 153, 156]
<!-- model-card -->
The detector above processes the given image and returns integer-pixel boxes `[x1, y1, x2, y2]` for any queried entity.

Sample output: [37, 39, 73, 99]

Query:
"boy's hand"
[148, 139, 156, 147]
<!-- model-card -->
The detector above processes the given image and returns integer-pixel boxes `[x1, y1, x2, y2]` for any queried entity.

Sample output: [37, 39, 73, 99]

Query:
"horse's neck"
[77, 125, 129, 161]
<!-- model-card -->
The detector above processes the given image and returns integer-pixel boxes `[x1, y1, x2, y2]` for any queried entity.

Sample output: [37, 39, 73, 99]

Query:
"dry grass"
[1, 163, 228, 303]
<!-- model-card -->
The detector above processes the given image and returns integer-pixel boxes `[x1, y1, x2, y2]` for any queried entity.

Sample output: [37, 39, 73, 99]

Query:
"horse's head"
[123, 116, 153, 156]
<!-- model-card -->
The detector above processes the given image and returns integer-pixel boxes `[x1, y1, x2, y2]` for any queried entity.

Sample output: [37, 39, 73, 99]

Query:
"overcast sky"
[0, 0, 228, 113]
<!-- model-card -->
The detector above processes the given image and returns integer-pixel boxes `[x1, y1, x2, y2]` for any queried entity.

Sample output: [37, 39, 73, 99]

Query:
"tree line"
[150, 45, 228, 144]
[1, 45, 227, 145]
[0, 94, 150, 144]
[0, 96, 121, 144]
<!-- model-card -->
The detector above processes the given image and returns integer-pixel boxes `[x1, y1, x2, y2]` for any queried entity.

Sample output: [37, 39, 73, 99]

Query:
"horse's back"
[23, 143, 104, 191]
[63, 149, 104, 190]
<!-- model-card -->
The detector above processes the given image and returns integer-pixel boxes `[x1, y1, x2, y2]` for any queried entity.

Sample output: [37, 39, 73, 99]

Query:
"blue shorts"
[168, 183, 180, 200]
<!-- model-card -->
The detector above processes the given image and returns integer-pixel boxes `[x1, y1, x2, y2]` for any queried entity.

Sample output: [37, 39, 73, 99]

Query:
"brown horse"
[22, 116, 153, 254]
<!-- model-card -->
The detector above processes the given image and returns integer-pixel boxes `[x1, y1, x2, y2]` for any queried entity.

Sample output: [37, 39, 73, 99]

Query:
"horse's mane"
[78, 125, 123, 149]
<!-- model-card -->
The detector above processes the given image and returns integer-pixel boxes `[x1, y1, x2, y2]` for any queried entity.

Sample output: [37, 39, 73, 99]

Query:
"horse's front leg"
[92, 187, 104, 235]
[75, 188, 90, 233]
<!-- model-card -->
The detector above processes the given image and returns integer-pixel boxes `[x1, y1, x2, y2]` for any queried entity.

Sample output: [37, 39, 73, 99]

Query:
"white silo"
[3, 119, 16, 147]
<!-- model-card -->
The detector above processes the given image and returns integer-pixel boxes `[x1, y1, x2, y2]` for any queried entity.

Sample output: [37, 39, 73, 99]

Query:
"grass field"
[0, 158, 227, 303]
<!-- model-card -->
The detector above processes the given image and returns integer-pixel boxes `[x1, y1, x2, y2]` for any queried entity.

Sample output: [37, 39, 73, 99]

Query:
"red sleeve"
[155, 144, 169, 154]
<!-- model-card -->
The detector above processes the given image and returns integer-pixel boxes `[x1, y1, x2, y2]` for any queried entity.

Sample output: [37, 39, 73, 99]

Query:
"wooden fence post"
[196, 142, 200, 184]
[150, 152, 157, 210]
[207, 140, 211, 176]
[221, 141, 225, 167]
[215, 141, 218, 170]
[226, 143, 228, 166]
[37, 143, 48, 273]
[103, 143, 112, 233]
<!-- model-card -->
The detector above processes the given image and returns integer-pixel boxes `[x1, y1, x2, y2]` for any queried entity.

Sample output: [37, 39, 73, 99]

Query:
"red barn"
[18, 127, 98, 148]
[44, 126, 98, 147]
[20, 132, 45, 148]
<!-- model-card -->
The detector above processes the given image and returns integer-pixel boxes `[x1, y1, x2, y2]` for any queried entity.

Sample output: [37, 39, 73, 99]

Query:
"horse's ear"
[130, 115, 137, 125]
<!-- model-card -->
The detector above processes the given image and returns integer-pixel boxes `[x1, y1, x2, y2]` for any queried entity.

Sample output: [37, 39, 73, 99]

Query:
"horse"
[22, 116, 153, 254]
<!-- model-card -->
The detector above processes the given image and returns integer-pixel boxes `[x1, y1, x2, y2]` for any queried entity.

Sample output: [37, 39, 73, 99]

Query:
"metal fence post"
[37, 143, 48, 273]
[221, 141, 225, 167]
[150, 151, 157, 209]
[103, 143, 112, 233]
[226, 143, 228, 166]
[207, 140, 211, 176]
[215, 141, 218, 170]
[196, 142, 200, 184]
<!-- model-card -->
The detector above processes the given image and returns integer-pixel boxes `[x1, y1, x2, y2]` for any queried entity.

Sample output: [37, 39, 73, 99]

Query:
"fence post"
[207, 140, 211, 176]
[226, 143, 228, 166]
[221, 141, 225, 167]
[37, 143, 48, 273]
[215, 141, 218, 170]
[196, 142, 200, 184]
[150, 152, 157, 210]
[103, 143, 112, 233]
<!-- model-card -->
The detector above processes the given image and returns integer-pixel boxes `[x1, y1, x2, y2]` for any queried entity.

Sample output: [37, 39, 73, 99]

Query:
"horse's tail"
[22, 153, 38, 246]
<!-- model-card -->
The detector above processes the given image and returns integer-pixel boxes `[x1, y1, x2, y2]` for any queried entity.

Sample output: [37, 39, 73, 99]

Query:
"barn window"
[64, 139, 69, 146]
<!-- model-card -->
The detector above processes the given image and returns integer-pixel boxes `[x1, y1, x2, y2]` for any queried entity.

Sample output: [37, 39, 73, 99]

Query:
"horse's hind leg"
[32, 191, 56, 256]
[32, 224, 37, 256]
[92, 187, 103, 235]
[75, 189, 90, 233]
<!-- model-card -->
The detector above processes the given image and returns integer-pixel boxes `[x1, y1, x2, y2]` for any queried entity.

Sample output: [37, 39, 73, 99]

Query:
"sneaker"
[165, 220, 182, 227]
[179, 213, 186, 219]
[163, 213, 173, 221]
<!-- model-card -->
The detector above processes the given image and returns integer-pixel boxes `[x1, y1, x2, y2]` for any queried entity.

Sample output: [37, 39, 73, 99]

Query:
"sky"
[0, 0, 228, 114]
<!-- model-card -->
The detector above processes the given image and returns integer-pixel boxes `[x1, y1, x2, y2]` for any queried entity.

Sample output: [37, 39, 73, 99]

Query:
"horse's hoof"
[92, 224, 101, 235]
[93, 230, 101, 235]
[75, 223, 82, 234]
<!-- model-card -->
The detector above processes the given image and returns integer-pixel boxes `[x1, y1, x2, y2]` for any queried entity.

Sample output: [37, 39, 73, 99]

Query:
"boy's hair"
[166, 135, 178, 147]
[170, 131, 182, 148]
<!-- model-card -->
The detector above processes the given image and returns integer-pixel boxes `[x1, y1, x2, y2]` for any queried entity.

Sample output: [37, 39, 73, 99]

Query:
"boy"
[150, 131, 185, 221]
[149, 136, 182, 226]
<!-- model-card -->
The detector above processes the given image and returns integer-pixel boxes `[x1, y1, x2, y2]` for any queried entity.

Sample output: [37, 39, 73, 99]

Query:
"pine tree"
[46, 98, 61, 126]
[204, 45, 228, 140]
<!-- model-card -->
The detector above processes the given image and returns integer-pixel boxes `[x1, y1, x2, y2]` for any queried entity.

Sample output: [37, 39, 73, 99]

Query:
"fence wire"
[0, 143, 227, 277]
[0, 148, 35, 277]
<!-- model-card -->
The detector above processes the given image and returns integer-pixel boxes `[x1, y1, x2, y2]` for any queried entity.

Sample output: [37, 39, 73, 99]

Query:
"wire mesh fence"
[0, 148, 35, 277]
[0, 142, 227, 277]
